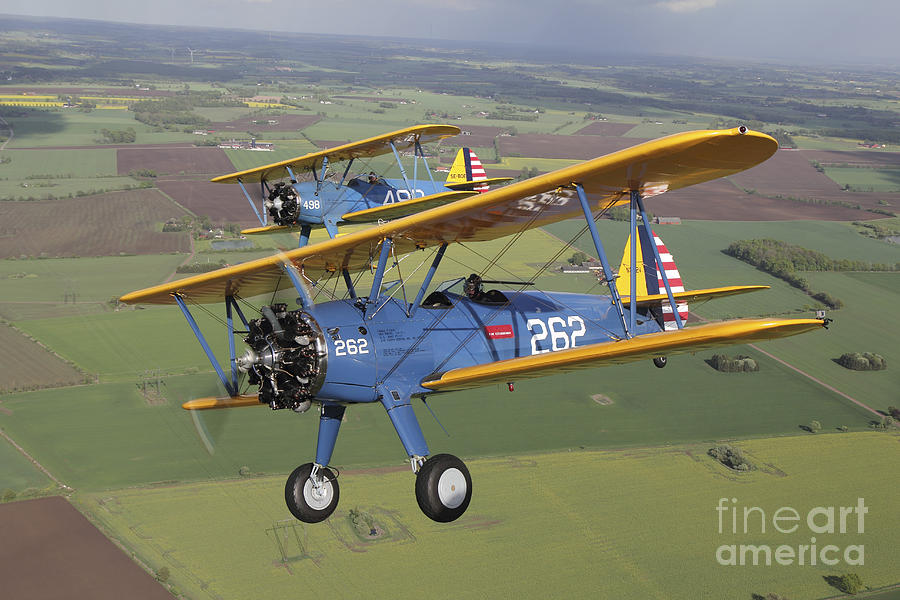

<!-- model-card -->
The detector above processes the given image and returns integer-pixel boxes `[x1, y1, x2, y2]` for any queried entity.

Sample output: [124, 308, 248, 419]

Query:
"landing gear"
[285, 463, 339, 523]
[415, 454, 472, 523]
[653, 356, 667, 368]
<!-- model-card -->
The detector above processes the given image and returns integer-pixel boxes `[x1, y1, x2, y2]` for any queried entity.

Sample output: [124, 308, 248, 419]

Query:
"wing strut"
[414, 139, 439, 195]
[632, 190, 684, 329]
[389, 142, 413, 196]
[236, 178, 266, 227]
[574, 183, 630, 338]
[369, 238, 393, 305]
[409, 242, 448, 317]
[174, 293, 238, 396]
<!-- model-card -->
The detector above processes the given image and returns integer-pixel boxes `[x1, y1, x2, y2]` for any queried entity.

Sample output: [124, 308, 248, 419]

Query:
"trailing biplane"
[120, 127, 828, 524]
[213, 125, 512, 245]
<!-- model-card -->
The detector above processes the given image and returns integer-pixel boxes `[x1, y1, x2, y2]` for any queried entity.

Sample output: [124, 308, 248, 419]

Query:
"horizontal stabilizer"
[444, 177, 514, 191]
[619, 285, 769, 307]
[341, 190, 478, 223]
[183, 395, 262, 410]
[421, 317, 825, 392]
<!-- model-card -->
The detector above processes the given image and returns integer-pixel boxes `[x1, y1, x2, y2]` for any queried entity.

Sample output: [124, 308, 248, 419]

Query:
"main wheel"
[415, 454, 472, 523]
[653, 356, 667, 369]
[285, 463, 339, 523]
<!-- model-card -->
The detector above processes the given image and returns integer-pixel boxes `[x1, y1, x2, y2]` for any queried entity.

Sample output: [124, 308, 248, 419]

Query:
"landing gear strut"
[285, 463, 339, 523]
[415, 454, 472, 522]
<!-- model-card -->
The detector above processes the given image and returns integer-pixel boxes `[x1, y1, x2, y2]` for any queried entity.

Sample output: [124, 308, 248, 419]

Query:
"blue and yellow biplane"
[213, 125, 511, 244]
[120, 126, 828, 524]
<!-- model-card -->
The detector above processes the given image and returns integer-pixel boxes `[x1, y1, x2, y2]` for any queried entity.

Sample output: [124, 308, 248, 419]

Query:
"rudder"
[617, 227, 688, 330]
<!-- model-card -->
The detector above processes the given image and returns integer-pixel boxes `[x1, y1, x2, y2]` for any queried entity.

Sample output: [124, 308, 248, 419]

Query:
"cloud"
[654, 0, 718, 12]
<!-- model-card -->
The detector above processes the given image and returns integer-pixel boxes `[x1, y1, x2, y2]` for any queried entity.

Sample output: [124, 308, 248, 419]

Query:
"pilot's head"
[367, 171, 378, 183]
[464, 273, 483, 299]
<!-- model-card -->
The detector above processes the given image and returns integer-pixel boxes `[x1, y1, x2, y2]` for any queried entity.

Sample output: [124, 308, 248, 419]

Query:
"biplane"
[120, 126, 828, 524]
[212, 125, 512, 245]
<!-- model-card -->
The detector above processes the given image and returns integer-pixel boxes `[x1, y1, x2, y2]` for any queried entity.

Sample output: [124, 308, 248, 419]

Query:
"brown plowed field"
[454, 125, 504, 148]
[730, 149, 900, 211]
[155, 179, 253, 224]
[574, 122, 636, 136]
[0, 189, 190, 258]
[0, 497, 174, 600]
[208, 114, 320, 133]
[643, 179, 873, 221]
[499, 134, 649, 160]
[116, 146, 235, 177]
[0, 324, 84, 393]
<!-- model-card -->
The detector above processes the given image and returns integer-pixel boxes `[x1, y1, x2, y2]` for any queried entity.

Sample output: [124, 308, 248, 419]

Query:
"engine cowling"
[264, 182, 301, 226]
[238, 304, 326, 412]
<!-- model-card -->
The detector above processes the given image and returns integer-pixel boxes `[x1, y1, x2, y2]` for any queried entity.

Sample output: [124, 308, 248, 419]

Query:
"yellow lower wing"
[421, 318, 825, 392]
[341, 190, 478, 223]
[241, 224, 294, 235]
[183, 395, 261, 410]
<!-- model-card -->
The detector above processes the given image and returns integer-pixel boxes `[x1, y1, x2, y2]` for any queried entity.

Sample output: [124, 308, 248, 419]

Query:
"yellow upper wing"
[421, 318, 825, 391]
[211, 124, 461, 184]
[120, 128, 776, 305]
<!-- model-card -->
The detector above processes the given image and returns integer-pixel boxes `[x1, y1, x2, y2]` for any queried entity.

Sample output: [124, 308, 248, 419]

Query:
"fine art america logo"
[715, 497, 867, 566]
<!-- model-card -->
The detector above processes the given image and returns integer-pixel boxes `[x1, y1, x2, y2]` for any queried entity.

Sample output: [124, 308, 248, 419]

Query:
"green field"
[0, 254, 185, 307]
[823, 167, 900, 192]
[0, 436, 53, 493]
[0, 176, 145, 199]
[2, 108, 196, 147]
[0, 148, 116, 178]
[73, 432, 900, 600]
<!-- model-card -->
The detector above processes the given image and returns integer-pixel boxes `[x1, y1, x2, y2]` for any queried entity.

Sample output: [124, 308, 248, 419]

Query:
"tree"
[833, 573, 864, 594]
[808, 420, 822, 433]
[156, 566, 170, 583]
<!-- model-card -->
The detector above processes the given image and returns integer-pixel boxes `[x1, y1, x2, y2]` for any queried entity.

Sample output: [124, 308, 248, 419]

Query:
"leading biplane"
[213, 125, 511, 245]
[120, 126, 829, 524]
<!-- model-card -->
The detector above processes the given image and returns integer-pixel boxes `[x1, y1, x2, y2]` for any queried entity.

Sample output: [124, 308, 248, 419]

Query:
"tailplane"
[617, 227, 689, 330]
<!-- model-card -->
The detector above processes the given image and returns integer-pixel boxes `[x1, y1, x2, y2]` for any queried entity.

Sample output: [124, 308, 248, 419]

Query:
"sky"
[4, 0, 900, 65]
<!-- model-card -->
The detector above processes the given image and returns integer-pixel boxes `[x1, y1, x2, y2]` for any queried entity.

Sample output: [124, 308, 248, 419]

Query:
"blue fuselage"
[288, 177, 449, 230]
[309, 289, 662, 404]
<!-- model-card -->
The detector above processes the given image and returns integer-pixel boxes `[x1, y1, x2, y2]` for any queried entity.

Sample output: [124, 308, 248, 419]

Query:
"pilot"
[367, 171, 378, 184]
[464, 273, 485, 301]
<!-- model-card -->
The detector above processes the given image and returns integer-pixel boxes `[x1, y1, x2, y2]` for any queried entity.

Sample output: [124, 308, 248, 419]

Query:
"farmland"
[0, 189, 190, 258]
[1, 15, 899, 600]
[73, 432, 900, 600]
[0, 323, 85, 393]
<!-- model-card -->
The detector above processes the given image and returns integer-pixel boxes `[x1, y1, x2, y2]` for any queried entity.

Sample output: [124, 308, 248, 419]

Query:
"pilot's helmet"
[464, 273, 482, 298]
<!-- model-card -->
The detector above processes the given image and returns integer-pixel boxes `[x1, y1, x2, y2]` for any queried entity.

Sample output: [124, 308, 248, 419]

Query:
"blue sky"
[4, 0, 899, 64]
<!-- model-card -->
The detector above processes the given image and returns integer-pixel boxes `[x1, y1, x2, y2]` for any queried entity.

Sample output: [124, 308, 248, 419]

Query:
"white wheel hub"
[302, 477, 333, 510]
[437, 467, 467, 509]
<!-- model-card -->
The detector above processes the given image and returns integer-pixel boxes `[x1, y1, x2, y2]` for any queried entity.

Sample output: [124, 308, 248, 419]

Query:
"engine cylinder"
[241, 304, 326, 411]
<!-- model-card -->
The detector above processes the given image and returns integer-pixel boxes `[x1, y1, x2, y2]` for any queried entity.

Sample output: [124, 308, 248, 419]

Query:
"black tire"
[415, 454, 472, 523]
[653, 356, 667, 369]
[284, 463, 339, 523]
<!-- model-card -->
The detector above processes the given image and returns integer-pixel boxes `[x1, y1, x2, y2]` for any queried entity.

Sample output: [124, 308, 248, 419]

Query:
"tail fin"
[616, 227, 689, 330]
[446, 148, 490, 193]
